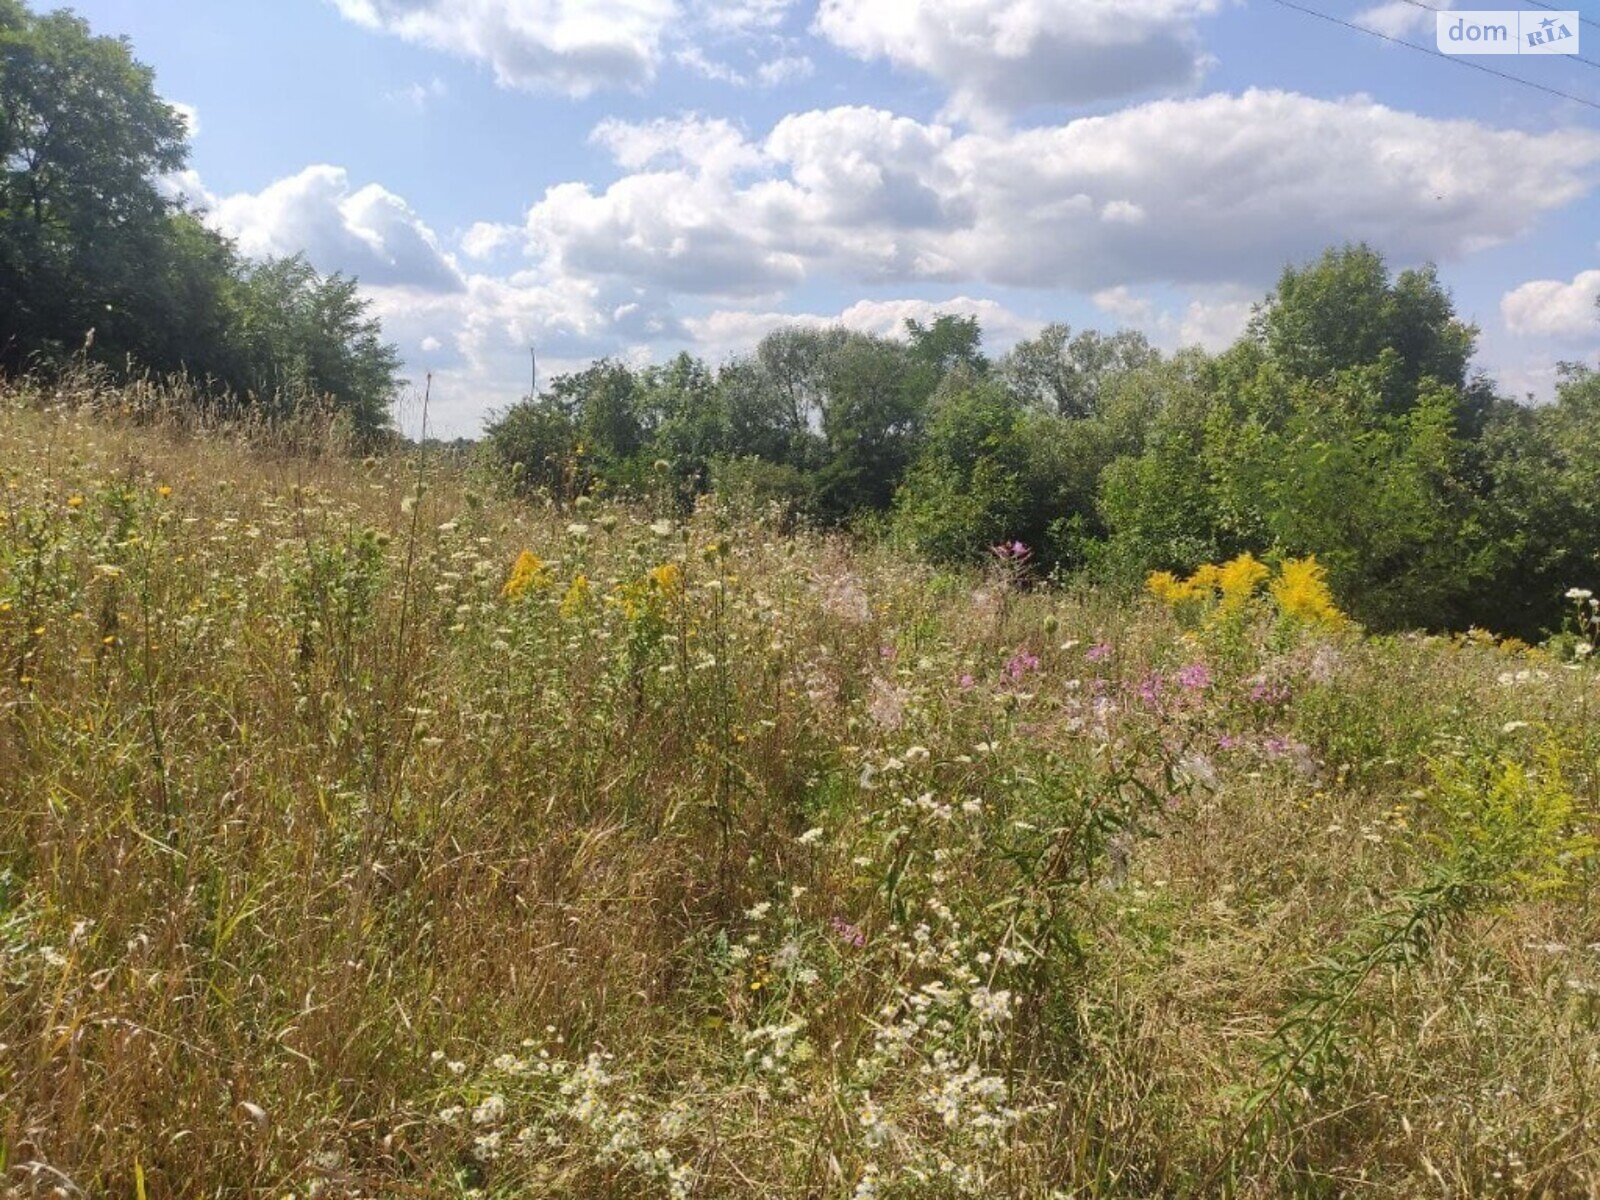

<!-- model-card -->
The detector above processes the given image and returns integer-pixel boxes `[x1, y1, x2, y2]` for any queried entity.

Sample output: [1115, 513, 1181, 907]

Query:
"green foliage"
[998, 322, 1159, 419]
[1222, 740, 1594, 1188]
[813, 334, 930, 520]
[1, 0, 1592, 638]
[0, 0, 186, 364]
[1251, 243, 1476, 408]
[483, 394, 582, 503]
[7, 398, 1600, 1196]
[1475, 365, 1600, 635]
[480, 246, 1585, 641]
[229, 256, 401, 435]
[0, 2, 400, 434]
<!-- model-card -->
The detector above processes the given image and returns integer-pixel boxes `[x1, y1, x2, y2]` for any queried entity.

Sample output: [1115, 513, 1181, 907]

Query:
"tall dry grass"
[2, 377, 1598, 1198]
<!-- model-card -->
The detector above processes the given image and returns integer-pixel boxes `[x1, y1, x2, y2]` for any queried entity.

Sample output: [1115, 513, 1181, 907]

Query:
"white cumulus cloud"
[814, 0, 1222, 124]
[1500, 269, 1600, 340]
[511, 93, 1600, 299]
[329, 0, 679, 95]
[208, 165, 465, 292]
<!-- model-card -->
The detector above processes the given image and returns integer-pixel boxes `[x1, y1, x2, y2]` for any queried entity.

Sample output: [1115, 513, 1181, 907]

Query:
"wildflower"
[991, 540, 1031, 564]
[1566, 588, 1594, 602]
[1177, 752, 1218, 790]
[822, 576, 870, 625]
[560, 574, 592, 618]
[472, 1095, 507, 1126]
[501, 550, 549, 600]
[867, 678, 906, 731]
[1175, 662, 1211, 691]
[1085, 642, 1111, 663]
[1271, 556, 1346, 628]
[649, 562, 681, 594]
[1217, 552, 1270, 609]
[1004, 650, 1040, 681]
[1135, 671, 1164, 706]
[67, 495, 85, 509]
[156, 485, 173, 498]
[797, 827, 824, 846]
[904, 745, 931, 765]
[969, 987, 1013, 1023]
[830, 917, 866, 948]
[1249, 679, 1290, 705]
[856, 1096, 888, 1146]
[1145, 570, 1194, 604]
[958, 673, 975, 690]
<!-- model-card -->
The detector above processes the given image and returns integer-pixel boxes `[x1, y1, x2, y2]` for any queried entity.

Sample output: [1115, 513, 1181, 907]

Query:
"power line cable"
[1264, 0, 1600, 111]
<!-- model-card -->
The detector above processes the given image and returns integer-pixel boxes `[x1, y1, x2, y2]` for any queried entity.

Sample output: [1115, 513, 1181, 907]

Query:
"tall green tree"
[1, 1, 400, 436]
[998, 323, 1159, 419]
[1251, 244, 1478, 414]
[231, 256, 401, 434]
[0, 0, 186, 365]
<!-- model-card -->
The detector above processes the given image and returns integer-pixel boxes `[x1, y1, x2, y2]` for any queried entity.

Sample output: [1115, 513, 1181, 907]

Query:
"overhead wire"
[1263, 0, 1600, 111]
[1388, 0, 1600, 73]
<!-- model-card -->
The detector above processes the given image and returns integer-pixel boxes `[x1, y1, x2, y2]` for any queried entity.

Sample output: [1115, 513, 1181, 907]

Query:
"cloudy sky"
[55, 0, 1600, 435]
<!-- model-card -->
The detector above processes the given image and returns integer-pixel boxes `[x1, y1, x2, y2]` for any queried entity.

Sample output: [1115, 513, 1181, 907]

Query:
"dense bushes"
[487, 247, 1597, 639]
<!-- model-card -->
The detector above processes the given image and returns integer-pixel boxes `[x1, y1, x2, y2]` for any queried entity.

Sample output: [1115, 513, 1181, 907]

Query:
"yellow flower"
[560, 573, 592, 619]
[1189, 563, 1222, 595]
[156, 485, 173, 499]
[649, 562, 682, 595]
[501, 550, 550, 600]
[1271, 556, 1346, 628]
[1216, 553, 1270, 609]
[1145, 570, 1190, 604]
[67, 495, 85, 509]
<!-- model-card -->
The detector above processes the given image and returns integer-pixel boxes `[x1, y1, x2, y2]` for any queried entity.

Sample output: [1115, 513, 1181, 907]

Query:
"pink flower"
[958, 673, 976, 690]
[1004, 650, 1040, 681]
[1176, 662, 1212, 691]
[1085, 642, 1112, 663]
[1135, 672, 1164, 706]
[830, 917, 866, 948]
[1249, 680, 1290, 705]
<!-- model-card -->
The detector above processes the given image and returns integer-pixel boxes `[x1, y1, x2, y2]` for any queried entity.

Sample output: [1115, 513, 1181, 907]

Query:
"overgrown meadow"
[3, 382, 1599, 1198]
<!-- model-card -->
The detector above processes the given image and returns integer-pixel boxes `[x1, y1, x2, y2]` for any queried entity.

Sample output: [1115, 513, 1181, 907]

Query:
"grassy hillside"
[2, 383, 1598, 1198]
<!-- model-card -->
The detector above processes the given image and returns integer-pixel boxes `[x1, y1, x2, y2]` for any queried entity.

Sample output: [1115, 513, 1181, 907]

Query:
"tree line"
[0, 0, 399, 435]
[487, 247, 1599, 639]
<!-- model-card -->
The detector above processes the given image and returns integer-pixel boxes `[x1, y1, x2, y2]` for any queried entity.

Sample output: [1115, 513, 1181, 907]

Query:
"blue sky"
[44, 0, 1600, 435]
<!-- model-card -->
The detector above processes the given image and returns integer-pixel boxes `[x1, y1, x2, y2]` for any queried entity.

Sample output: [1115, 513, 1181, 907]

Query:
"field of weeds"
[2, 386, 1598, 1198]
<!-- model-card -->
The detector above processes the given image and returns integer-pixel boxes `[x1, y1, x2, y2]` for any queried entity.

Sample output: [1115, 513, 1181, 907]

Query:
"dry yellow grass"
[2, 380, 1598, 1198]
